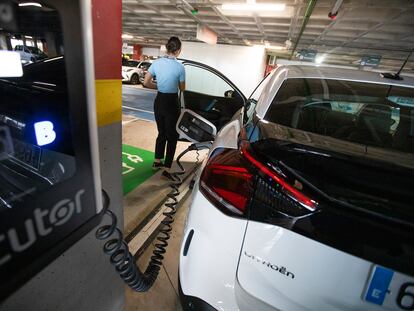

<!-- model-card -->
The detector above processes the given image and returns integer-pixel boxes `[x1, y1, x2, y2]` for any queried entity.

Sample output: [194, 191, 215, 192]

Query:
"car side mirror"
[245, 99, 252, 111]
[224, 90, 234, 98]
[176, 109, 217, 143]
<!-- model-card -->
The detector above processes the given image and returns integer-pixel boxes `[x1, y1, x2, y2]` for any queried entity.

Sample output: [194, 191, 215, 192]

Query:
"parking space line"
[122, 117, 139, 125]
[122, 105, 154, 114]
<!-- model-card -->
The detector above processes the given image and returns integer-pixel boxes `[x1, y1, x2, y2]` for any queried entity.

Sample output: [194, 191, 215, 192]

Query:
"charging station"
[0, 0, 102, 300]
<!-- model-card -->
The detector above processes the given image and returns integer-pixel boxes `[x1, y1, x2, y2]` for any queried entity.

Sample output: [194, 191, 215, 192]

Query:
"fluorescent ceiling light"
[254, 44, 285, 50]
[122, 34, 134, 39]
[221, 3, 285, 12]
[315, 55, 325, 64]
[267, 45, 285, 50]
[19, 2, 42, 7]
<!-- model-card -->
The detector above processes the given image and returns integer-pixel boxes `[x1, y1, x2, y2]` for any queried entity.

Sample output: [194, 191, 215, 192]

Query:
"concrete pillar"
[0, 34, 7, 50]
[44, 32, 57, 57]
[5, 35, 12, 50]
[91, 0, 125, 306]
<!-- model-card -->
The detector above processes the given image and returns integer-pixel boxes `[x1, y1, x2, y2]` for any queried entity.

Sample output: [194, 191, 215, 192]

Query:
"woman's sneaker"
[152, 161, 164, 170]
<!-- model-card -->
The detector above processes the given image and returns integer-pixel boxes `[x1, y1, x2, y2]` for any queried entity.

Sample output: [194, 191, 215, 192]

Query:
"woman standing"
[144, 37, 185, 180]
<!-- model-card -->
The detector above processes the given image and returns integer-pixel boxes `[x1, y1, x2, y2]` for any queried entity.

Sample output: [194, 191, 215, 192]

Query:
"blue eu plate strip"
[365, 266, 394, 306]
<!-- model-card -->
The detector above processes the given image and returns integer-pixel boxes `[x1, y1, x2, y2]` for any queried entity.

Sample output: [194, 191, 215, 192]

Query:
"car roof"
[281, 65, 414, 88]
[255, 65, 414, 119]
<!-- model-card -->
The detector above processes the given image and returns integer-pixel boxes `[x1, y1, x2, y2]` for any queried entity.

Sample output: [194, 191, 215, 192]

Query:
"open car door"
[176, 60, 246, 143]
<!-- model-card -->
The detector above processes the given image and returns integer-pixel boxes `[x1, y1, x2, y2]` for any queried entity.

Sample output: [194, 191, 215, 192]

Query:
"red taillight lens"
[241, 144, 317, 211]
[200, 149, 253, 215]
[200, 144, 318, 217]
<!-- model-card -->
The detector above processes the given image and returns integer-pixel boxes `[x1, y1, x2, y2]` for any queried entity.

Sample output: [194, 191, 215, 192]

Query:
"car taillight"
[200, 149, 253, 216]
[200, 144, 318, 218]
[240, 143, 317, 212]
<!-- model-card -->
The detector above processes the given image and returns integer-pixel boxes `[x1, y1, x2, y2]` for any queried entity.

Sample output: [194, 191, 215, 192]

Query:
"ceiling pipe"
[328, 0, 343, 19]
[289, 0, 318, 60]
[180, 0, 195, 11]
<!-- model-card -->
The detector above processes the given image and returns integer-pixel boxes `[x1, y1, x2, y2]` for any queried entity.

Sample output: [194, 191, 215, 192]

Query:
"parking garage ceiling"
[122, 0, 414, 72]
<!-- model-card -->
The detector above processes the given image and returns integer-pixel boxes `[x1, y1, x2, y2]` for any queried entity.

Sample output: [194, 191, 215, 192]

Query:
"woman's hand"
[143, 72, 157, 89]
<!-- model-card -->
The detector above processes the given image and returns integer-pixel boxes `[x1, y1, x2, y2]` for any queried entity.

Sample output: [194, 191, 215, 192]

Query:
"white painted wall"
[142, 47, 161, 57]
[180, 41, 267, 97]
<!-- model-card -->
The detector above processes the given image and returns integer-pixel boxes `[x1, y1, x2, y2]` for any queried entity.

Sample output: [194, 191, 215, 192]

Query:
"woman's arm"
[143, 72, 157, 89]
[179, 81, 185, 91]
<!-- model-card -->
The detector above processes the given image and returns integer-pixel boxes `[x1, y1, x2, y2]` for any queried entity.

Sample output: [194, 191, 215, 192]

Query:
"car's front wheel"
[130, 74, 139, 85]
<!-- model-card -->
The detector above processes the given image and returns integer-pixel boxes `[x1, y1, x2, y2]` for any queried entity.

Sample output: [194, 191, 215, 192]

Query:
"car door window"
[140, 62, 151, 70]
[182, 64, 245, 130]
[185, 65, 235, 97]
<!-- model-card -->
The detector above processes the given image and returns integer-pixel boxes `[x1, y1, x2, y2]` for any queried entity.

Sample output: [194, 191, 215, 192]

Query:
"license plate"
[364, 265, 414, 310]
[9, 139, 41, 169]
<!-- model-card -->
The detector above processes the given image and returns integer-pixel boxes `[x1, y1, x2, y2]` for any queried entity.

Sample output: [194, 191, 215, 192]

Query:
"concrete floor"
[121, 110, 205, 311]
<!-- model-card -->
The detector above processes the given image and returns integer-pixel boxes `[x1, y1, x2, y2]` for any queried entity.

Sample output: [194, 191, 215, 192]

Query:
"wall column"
[133, 44, 142, 60]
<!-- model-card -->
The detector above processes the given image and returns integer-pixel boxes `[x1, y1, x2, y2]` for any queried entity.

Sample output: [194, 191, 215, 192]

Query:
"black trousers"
[154, 92, 180, 168]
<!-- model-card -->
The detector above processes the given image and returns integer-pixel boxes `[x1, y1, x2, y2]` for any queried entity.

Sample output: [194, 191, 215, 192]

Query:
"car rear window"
[264, 78, 414, 154]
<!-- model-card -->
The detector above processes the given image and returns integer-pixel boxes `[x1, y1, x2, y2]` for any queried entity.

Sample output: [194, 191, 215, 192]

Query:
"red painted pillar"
[91, 0, 122, 126]
[133, 44, 142, 60]
[92, 0, 121, 81]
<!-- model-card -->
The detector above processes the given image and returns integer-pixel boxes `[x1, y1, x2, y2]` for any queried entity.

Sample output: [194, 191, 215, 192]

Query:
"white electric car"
[121, 59, 152, 84]
[14, 45, 47, 64]
[176, 63, 414, 311]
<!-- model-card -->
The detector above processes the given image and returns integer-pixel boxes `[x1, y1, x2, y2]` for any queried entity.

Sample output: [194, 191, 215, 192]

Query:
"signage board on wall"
[196, 24, 217, 45]
[297, 49, 317, 62]
[122, 44, 133, 54]
[360, 55, 381, 67]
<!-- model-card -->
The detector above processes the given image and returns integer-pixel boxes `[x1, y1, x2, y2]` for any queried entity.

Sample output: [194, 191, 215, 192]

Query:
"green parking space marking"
[122, 144, 156, 195]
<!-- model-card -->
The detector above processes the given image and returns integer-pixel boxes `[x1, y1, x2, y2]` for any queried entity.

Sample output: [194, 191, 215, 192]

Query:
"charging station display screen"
[0, 0, 102, 300]
[0, 2, 75, 209]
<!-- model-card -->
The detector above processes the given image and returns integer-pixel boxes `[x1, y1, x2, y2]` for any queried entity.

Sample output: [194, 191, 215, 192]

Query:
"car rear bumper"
[179, 189, 247, 310]
[178, 274, 217, 311]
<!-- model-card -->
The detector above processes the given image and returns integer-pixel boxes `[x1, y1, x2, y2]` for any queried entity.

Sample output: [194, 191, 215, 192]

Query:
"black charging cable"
[96, 142, 211, 292]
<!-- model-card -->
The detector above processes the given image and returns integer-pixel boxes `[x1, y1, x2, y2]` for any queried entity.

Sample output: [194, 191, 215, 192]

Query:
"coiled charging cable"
[96, 142, 211, 292]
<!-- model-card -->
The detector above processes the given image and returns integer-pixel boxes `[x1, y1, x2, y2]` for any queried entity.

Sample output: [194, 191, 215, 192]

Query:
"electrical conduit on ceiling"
[289, 0, 318, 60]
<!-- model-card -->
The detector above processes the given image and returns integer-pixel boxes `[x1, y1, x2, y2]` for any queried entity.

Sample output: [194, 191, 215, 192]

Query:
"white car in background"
[122, 59, 152, 84]
[14, 45, 47, 64]
[176, 63, 414, 311]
